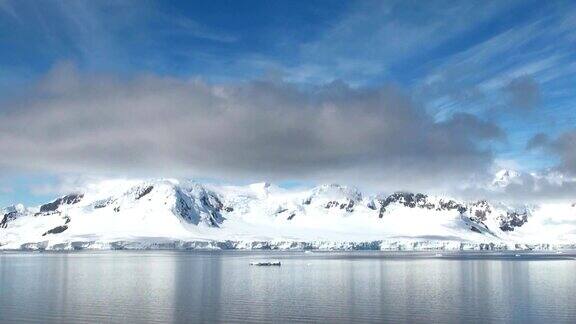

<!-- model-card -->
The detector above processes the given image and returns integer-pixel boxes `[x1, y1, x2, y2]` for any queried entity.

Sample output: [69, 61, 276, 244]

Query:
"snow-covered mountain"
[492, 169, 523, 188]
[1, 178, 575, 250]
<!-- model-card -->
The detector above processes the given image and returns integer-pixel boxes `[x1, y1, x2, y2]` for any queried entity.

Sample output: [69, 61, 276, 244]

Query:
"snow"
[1, 178, 576, 250]
[492, 169, 522, 188]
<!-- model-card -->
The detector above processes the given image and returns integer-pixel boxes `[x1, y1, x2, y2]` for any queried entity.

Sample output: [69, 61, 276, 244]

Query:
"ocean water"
[1, 250, 576, 323]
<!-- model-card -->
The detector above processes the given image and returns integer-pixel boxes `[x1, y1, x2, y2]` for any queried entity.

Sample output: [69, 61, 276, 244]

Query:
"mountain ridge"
[0, 176, 574, 250]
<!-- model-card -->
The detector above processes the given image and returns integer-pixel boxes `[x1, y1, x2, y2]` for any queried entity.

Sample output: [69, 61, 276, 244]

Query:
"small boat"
[250, 261, 281, 266]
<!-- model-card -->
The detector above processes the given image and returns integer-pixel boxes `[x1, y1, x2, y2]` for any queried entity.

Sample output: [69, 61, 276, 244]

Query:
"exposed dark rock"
[0, 211, 18, 229]
[275, 207, 288, 214]
[135, 186, 153, 200]
[224, 206, 234, 212]
[40, 194, 84, 213]
[208, 211, 220, 227]
[325, 201, 339, 209]
[468, 200, 491, 222]
[470, 226, 482, 233]
[367, 201, 377, 210]
[42, 225, 68, 236]
[324, 199, 355, 212]
[475, 210, 487, 221]
[324, 201, 340, 209]
[345, 200, 354, 212]
[373, 192, 436, 218]
[499, 211, 528, 231]
[200, 194, 224, 212]
[174, 187, 224, 227]
[93, 198, 114, 209]
[287, 212, 296, 220]
[114, 206, 120, 212]
[437, 199, 466, 213]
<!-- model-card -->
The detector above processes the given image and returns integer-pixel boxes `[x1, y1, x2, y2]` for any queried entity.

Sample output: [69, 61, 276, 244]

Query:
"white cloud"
[0, 64, 503, 194]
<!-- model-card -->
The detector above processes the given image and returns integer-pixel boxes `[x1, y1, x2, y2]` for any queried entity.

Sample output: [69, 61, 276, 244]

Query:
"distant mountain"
[1, 176, 574, 250]
[492, 169, 523, 188]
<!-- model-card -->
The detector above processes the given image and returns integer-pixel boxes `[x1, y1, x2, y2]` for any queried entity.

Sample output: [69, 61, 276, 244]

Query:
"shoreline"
[2, 239, 576, 252]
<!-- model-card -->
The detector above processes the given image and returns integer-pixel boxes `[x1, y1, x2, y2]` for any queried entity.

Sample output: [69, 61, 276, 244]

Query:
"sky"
[1, 0, 576, 206]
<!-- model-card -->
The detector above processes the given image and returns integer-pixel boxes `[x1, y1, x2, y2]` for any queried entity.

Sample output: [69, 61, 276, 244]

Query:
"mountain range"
[1, 170, 575, 250]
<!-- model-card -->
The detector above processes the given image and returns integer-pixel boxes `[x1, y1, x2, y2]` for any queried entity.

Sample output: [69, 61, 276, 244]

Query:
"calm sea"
[1, 250, 576, 323]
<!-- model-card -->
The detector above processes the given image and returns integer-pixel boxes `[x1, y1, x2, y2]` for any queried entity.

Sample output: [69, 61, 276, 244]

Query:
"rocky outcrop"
[0, 211, 18, 228]
[324, 199, 355, 212]
[369, 192, 528, 233]
[468, 200, 492, 222]
[39, 194, 83, 213]
[174, 185, 224, 227]
[0, 205, 30, 229]
[436, 199, 466, 213]
[371, 192, 460, 218]
[42, 225, 68, 236]
[499, 211, 528, 231]
[135, 186, 153, 200]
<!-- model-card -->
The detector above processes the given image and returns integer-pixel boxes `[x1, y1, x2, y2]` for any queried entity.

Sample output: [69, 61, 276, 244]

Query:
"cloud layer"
[548, 131, 576, 175]
[0, 64, 504, 192]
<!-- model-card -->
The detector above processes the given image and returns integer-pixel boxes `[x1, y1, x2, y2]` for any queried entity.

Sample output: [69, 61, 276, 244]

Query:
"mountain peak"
[2, 179, 576, 250]
[492, 169, 522, 188]
[314, 183, 361, 196]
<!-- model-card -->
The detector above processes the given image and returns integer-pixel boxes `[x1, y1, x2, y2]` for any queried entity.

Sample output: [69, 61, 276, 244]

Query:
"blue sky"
[1, 0, 576, 205]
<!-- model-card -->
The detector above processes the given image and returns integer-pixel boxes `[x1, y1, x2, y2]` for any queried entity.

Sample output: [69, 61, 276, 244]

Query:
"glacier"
[1, 178, 576, 251]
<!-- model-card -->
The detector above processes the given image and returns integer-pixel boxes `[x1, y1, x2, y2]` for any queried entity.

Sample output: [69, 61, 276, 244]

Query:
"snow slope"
[1, 178, 575, 250]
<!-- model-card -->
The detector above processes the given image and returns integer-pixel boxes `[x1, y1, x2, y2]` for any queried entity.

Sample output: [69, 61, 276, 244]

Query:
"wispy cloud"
[0, 0, 18, 20]
[164, 13, 237, 43]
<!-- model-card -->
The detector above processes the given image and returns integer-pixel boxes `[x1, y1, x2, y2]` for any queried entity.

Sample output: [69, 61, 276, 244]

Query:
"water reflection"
[1, 251, 576, 323]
